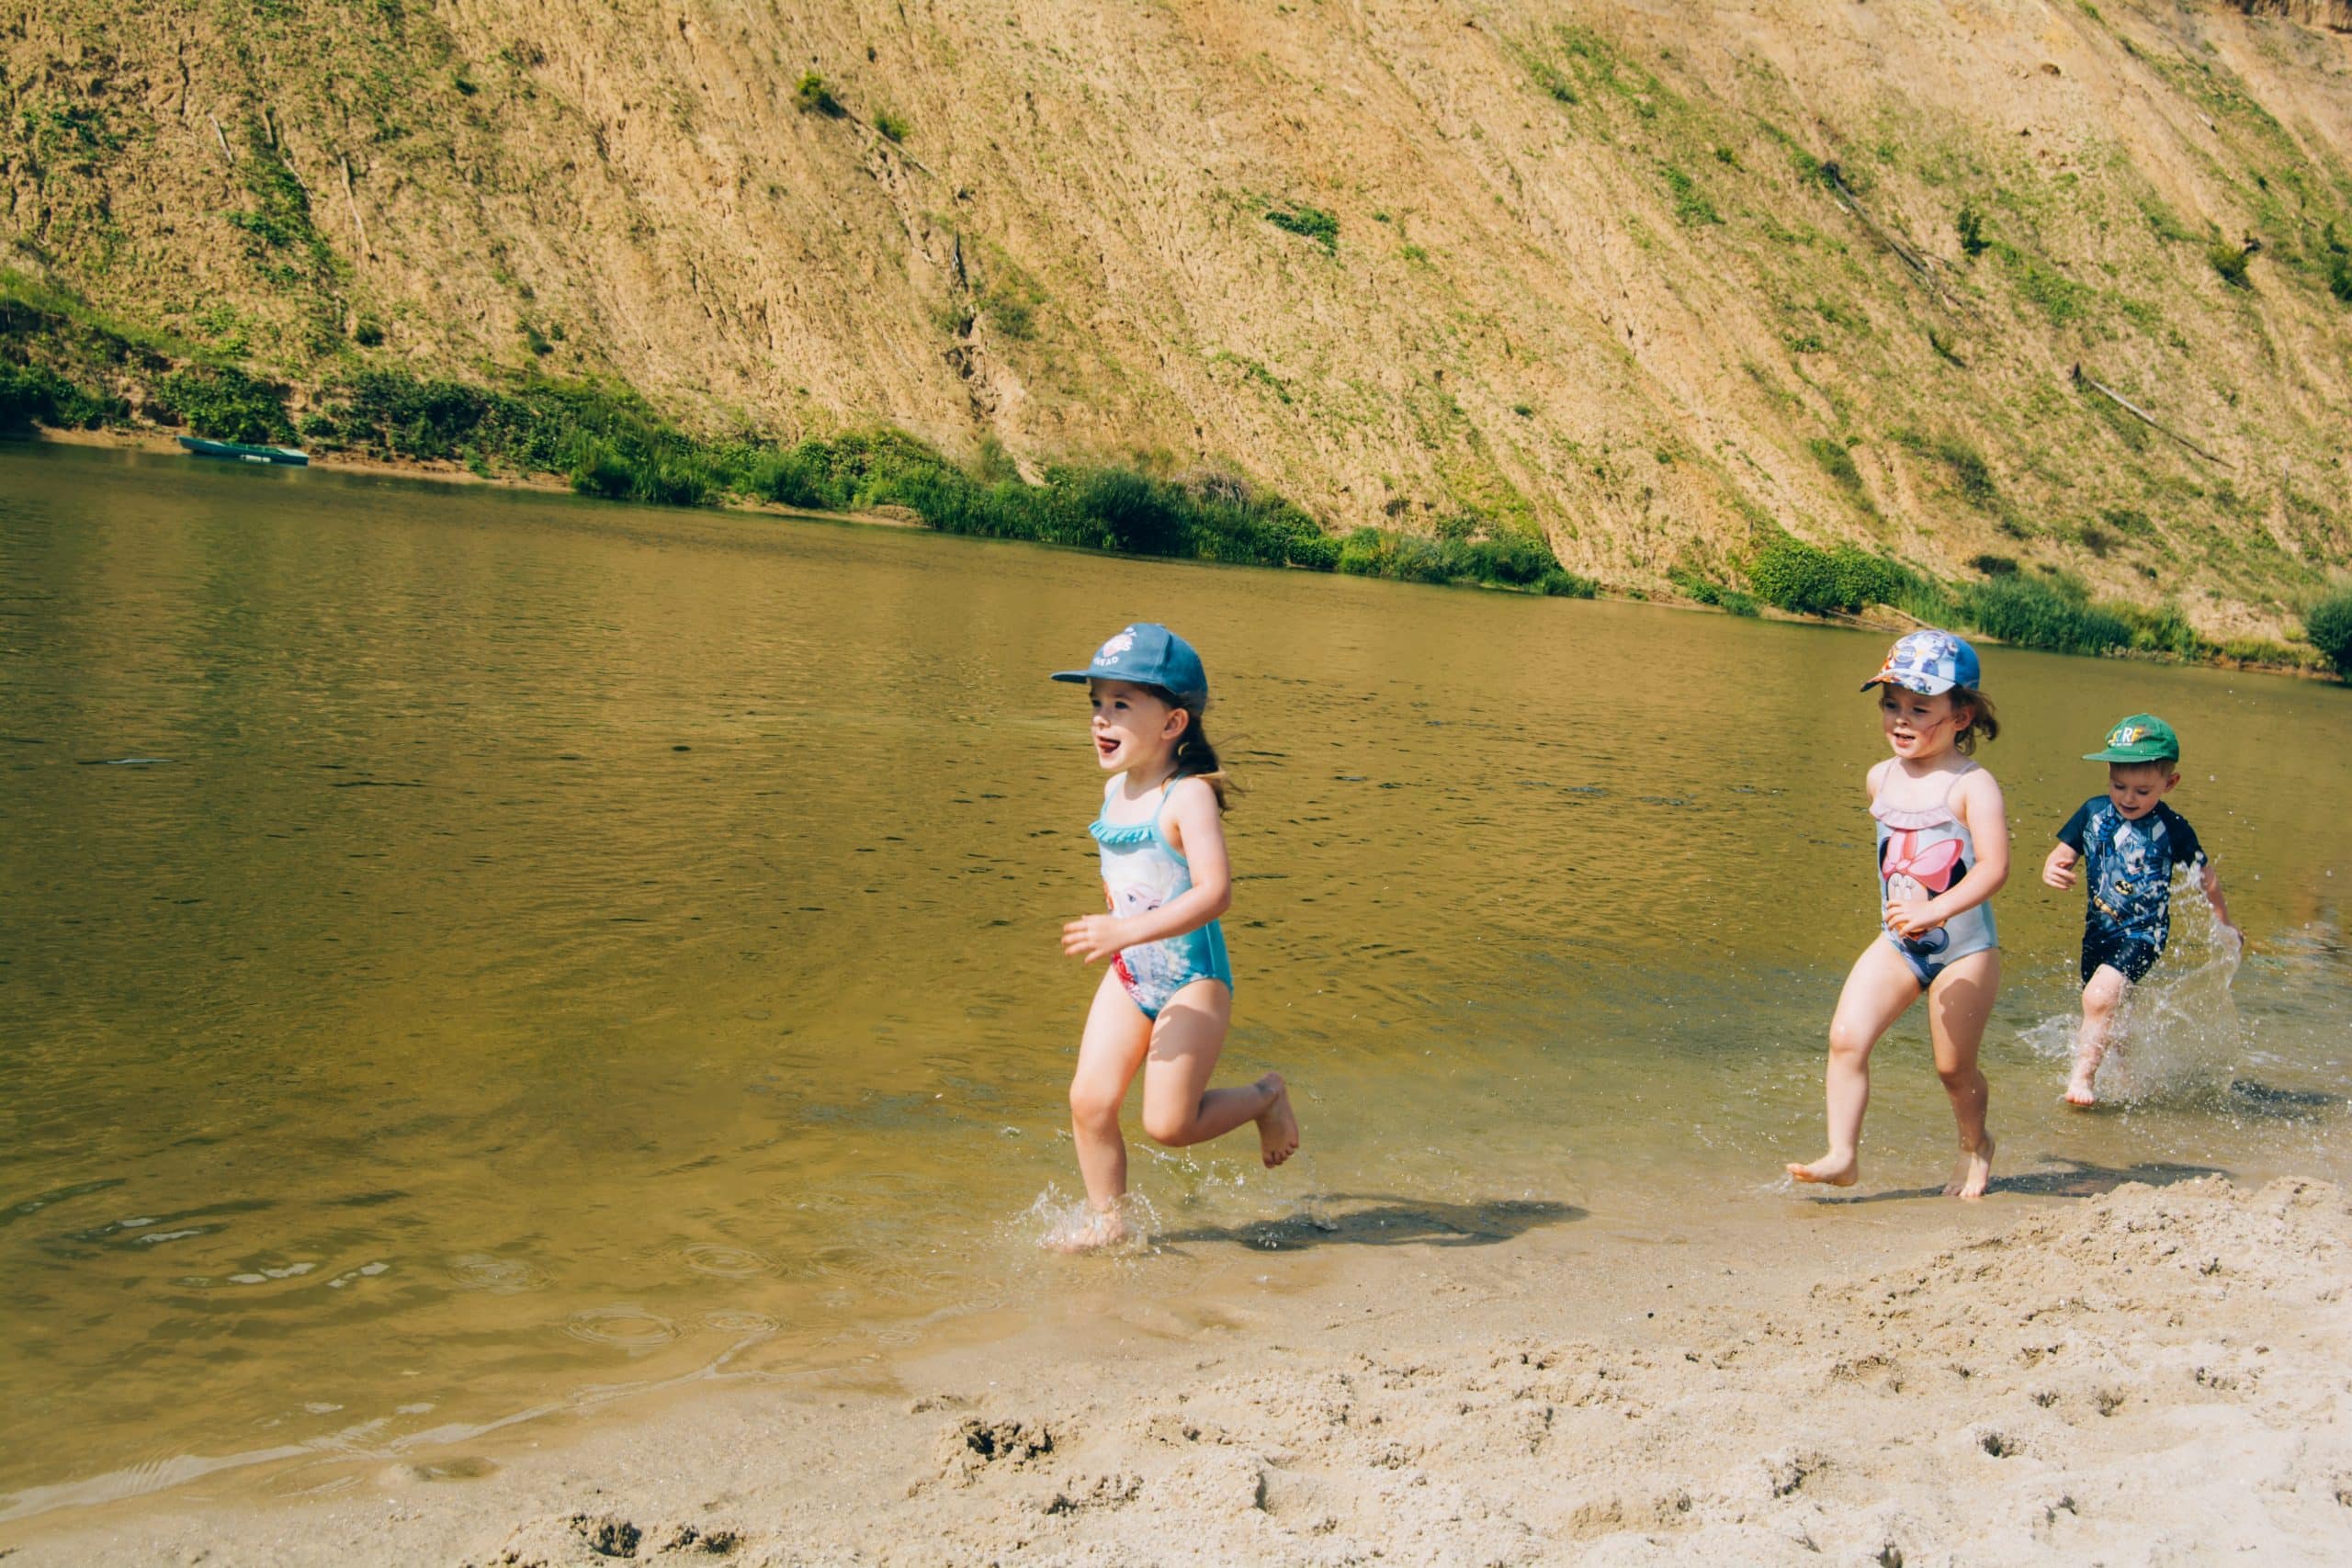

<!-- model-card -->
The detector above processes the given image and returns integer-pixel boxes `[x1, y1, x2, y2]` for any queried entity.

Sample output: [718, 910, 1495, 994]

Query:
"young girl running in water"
[1789, 630, 2008, 1201]
[1050, 623, 1300, 1250]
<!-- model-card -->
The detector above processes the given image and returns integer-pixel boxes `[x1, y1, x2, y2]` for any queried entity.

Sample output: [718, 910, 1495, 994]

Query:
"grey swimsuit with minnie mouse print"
[1873, 763, 1997, 987]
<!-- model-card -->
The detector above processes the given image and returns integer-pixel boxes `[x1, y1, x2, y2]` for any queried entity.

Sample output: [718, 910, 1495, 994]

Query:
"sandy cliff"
[5, 1, 2351, 629]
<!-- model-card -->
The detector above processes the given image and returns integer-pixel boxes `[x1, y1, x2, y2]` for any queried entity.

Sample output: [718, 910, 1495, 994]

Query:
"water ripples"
[445, 1255, 548, 1295]
[562, 1305, 682, 1351]
[674, 1242, 782, 1280]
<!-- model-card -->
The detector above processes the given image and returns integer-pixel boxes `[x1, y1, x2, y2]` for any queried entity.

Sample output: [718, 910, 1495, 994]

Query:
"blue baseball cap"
[1051, 623, 1209, 707]
[1861, 628, 1981, 696]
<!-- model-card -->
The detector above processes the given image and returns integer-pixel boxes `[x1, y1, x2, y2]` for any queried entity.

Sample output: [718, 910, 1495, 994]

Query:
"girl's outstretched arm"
[1886, 770, 2010, 937]
[1061, 778, 1232, 962]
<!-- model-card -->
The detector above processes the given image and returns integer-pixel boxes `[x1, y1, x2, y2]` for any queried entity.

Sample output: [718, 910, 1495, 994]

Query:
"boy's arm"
[2199, 859, 2237, 939]
[2043, 795, 2092, 890]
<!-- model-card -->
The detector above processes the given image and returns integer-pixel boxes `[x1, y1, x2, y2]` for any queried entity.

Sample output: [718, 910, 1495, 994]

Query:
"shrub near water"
[0, 364, 126, 431]
[2306, 592, 2352, 678]
[1959, 572, 2132, 658]
[153, 367, 296, 445]
[1746, 535, 1907, 616]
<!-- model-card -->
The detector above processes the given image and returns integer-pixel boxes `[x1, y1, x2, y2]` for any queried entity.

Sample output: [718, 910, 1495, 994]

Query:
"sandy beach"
[8, 1175, 2346, 1565]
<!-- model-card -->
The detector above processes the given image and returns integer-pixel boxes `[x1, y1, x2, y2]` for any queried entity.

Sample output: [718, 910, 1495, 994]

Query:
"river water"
[3, 442, 2346, 1516]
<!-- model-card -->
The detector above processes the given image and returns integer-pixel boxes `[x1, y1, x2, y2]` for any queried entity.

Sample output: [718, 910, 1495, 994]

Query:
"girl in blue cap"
[1048, 623, 1300, 1250]
[1788, 629, 2009, 1200]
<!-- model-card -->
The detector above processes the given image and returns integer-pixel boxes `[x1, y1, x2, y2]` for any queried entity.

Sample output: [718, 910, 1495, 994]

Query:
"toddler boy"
[2041, 714, 2235, 1106]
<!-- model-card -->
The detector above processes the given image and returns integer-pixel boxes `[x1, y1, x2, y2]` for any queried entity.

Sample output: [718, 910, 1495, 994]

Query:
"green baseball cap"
[2084, 713, 2179, 764]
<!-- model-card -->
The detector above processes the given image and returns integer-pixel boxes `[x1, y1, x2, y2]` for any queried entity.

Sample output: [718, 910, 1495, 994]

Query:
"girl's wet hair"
[1142, 682, 1231, 812]
[1950, 685, 2000, 753]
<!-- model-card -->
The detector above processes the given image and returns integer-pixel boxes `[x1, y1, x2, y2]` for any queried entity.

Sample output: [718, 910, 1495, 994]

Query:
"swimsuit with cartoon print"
[1872, 763, 1996, 987]
[1091, 777, 1233, 1019]
[2055, 798, 2203, 985]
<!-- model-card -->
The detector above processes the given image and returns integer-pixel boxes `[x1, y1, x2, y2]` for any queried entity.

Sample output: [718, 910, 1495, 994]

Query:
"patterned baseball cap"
[1860, 628, 1982, 696]
[1050, 622, 1209, 706]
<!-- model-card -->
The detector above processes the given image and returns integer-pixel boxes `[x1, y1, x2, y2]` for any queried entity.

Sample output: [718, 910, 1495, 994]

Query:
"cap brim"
[1049, 669, 1097, 684]
[1860, 674, 1956, 695]
[2083, 748, 2177, 763]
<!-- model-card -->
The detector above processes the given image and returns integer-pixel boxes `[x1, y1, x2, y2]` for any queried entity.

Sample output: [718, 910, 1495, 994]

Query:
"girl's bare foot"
[1787, 1152, 1859, 1187]
[1256, 1074, 1301, 1168]
[2064, 1066, 2099, 1108]
[1944, 1134, 1995, 1200]
[1043, 1205, 1128, 1255]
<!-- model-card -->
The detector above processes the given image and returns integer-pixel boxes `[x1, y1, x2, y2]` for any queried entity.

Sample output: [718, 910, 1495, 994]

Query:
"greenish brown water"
[3, 441, 2348, 1517]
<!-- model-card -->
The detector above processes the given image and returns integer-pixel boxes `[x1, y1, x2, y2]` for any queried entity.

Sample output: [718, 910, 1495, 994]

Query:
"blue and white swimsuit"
[1091, 777, 1233, 1019]
[1873, 763, 1997, 987]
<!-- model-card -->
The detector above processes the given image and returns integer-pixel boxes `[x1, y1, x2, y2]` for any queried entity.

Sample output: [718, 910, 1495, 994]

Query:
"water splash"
[2018, 868, 2244, 1105]
[1018, 1184, 1163, 1256]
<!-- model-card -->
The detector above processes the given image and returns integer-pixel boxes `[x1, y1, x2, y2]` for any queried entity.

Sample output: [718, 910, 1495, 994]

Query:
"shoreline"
[5, 1174, 2346, 1564]
[11, 428, 2333, 681]
[12, 426, 925, 529]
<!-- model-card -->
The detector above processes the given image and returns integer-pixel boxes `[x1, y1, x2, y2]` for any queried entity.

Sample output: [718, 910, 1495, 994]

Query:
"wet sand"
[9, 1175, 2347, 1565]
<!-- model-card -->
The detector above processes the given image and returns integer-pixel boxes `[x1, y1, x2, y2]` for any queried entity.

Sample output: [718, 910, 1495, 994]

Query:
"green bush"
[1265, 204, 1340, 253]
[153, 367, 295, 444]
[1959, 574, 2131, 657]
[1747, 536, 1846, 615]
[872, 108, 910, 143]
[795, 73, 843, 117]
[1746, 536, 1917, 616]
[2110, 601, 2211, 660]
[1286, 532, 1340, 571]
[2208, 242, 2252, 289]
[1668, 568, 1724, 605]
[287, 367, 1590, 598]
[1807, 435, 1864, 495]
[2304, 592, 2352, 678]
[0, 364, 127, 431]
[1956, 202, 1989, 258]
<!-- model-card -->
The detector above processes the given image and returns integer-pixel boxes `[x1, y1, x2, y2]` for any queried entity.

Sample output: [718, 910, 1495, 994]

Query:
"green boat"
[178, 435, 310, 467]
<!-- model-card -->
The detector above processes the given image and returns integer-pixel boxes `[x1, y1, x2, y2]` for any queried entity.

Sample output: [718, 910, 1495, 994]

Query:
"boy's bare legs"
[1789, 940, 1924, 1187]
[1061, 969, 1154, 1249]
[2066, 964, 2129, 1106]
[1928, 948, 1999, 1199]
[1137, 981, 1300, 1166]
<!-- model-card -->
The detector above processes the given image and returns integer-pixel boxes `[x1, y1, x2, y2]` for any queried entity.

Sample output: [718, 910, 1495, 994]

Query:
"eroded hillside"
[6, 1, 2351, 634]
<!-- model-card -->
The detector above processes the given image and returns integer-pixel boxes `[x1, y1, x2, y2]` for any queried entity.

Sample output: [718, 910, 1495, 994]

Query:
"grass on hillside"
[0, 272, 1595, 599]
[0, 269, 2330, 668]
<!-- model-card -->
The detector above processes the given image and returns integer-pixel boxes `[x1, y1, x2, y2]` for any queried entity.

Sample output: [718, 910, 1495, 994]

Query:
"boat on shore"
[177, 435, 309, 467]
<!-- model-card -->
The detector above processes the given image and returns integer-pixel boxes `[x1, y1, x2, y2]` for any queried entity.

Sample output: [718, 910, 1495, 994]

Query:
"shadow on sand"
[1809, 1157, 2228, 1206]
[1158, 1194, 1586, 1253]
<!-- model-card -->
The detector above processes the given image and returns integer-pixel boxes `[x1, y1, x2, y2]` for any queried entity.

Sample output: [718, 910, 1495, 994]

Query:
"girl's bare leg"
[1137, 981, 1300, 1167]
[1928, 948, 2000, 1199]
[1066, 969, 1153, 1239]
[2067, 964, 2128, 1106]
[1789, 940, 1924, 1187]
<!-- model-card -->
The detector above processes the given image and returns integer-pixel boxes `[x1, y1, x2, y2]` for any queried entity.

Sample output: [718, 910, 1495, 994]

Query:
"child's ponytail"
[1951, 686, 2000, 753]
[1150, 684, 1231, 813]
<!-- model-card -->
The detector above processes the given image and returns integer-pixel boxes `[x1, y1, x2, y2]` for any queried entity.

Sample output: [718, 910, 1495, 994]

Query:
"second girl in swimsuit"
[1049, 623, 1301, 1251]
[1789, 629, 2008, 1200]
